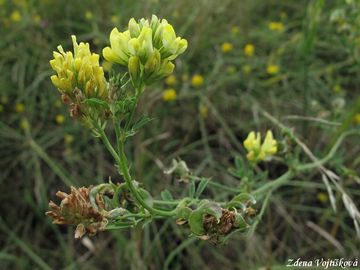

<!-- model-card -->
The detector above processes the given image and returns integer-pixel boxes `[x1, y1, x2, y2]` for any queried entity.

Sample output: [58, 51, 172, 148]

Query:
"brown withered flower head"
[46, 186, 108, 238]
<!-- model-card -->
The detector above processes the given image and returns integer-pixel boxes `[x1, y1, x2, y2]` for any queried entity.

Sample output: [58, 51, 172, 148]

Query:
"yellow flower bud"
[128, 56, 141, 85]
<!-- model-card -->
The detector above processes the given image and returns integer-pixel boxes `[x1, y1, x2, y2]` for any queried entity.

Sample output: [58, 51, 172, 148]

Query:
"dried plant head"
[46, 186, 108, 238]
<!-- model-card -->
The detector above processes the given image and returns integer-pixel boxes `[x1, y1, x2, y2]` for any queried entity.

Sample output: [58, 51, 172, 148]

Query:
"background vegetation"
[0, 0, 359, 269]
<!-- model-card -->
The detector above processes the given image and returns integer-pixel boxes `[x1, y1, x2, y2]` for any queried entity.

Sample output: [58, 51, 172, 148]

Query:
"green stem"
[94, 120, 175, 217]
[253, 170, 293, 196]
[118, 143, 175, 217]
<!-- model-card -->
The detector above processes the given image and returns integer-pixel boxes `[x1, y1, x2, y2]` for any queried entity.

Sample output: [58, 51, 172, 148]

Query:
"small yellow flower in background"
[226, 65, 236, 74]
[269, 21, 285, 32]
[231, 26, 240, 35]
[280, 12, 288, 20]
[1, 95, 9, 104]
[244, 44, 255, 57]
[32, 14, 41, 25]
[162, 89, 177, 102]
[165, 75, 177, 86]
[111, 15, 119, 25]
[191, 74, 204, 88]
[267, 64, 280, 75]
[221, 42, 233, 53]
[242, 65, 252, 75]
[10, 10, 22, 23]
[317, 192, 328, 203]
[199, 104, 209, 119]
[20, 118, 30, 131]
[243, 130, 277, 163]
[353, 113, 360, 125]
[55, 114, 65, 124]
[64, 134, 75, 145]
[333, 84, 343, 93]
[85, 11, 93, 20]
[15, 102, 25, 113]
[102, 60, 113, 72]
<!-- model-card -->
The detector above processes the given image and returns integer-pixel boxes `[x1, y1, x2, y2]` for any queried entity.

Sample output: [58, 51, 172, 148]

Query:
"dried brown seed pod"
[46, 186, 107, 238]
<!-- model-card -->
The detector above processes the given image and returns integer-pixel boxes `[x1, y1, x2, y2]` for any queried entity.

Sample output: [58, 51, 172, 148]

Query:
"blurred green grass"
[0, 0, 359, 269]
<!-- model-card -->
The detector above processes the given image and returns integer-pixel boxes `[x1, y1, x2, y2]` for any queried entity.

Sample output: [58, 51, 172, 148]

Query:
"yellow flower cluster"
[243, 130, 277, 162]
[50, 36, 108, 101]
[103, 15, 188, 87]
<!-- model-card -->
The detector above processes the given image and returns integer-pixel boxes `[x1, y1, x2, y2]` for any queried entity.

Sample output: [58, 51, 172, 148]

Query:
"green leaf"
[132, 115, 153, 131]
[195, 178, 210, 198]
[138, 188, 154, 207]
[226, 193, 256, 210]
[188, 210, 205, 235]
[175, 206, 192, 220]
[85, 98, 109, 109]
[188, 181, 196, 198]
[201, 202, 222, 220]
[234, 213, 249, 229]
[160, 189, 174, 201]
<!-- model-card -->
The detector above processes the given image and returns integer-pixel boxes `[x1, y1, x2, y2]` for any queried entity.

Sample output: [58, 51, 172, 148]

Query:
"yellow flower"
[221, 42, 233, 53]
[354, 113, 360, 125]
[199, 104, 209, 119]
[333, 84, 343, 93]
[32, 14, 41, 25]
[226, 65, 236, 74]
[191, 74, 204, 88]
[242, 65, 251, 75]
[50, 35, 108, 101]
[165, 75, 177, 86]
[85, 11, 93, 20]
[267, 64, 279, 75]
[231, 26, 240, 35]
[162, 88, 177, 101]
[103, 15, 187, 86]
[20, 118, 30, 131]
[244, 44, 255, 57]
[55, 114, 65, 124]
[317, 192, 328, 203]
[243, 130, 277, 163]
[64, 134, 75, 144]
[15, 103, 25, 113]
[111, 15, 119, 25]
[269, 22, 285, 32]
[10, 10, 22, 23]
